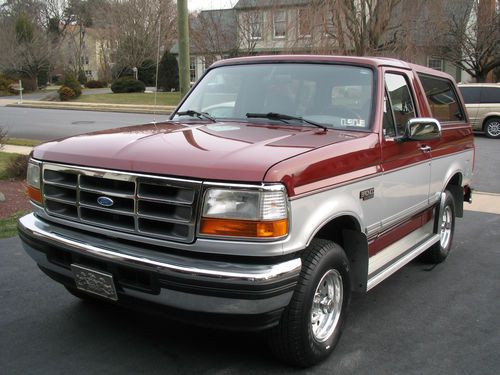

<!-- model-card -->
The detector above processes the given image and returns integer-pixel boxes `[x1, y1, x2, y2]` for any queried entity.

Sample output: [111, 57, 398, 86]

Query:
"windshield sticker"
[341, 118, 366, 127]
[206, 124, 240, 132]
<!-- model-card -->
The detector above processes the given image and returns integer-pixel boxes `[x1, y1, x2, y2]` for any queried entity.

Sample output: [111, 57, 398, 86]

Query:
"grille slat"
[42, 164, 200, 243]
[79, 187, 135, 199]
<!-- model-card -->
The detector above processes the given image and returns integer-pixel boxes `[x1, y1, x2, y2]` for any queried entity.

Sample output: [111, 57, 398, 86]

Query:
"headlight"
[27, 160, 42, 204]
[200, 187, 288, 239]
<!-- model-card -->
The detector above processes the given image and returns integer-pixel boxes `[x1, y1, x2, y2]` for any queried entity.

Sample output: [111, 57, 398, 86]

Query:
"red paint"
[368, 207, 434, 256]
[32, 121, 360, 183]
[32, 55, 474, 203]
[264, 133, 381, 196]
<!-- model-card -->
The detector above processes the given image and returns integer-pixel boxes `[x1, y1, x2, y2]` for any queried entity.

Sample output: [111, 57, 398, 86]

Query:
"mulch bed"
[0, 180, 31, 219]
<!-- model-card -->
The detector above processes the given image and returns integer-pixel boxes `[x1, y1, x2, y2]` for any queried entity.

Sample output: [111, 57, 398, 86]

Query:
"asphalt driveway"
[1, 210, 498, 374]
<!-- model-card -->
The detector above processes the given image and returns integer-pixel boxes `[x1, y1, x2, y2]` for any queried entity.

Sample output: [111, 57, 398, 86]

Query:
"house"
[61, 25, 113, 81]
[174, 0, 477, 83]
[171, 9, 238, 84]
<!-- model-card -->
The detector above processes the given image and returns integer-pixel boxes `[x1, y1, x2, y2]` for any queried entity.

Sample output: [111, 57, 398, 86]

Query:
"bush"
[157, 51, 179, 92]
[111, 77, 145, 93]
[51, 74, 62, 84]
[111, 64, 134, 80]
[21, 78, 37, 92]
[8, 83, 21, 94]
[5, 154, 29, 180]
[84, 80, 106, 88]
[0, 75, 15, 92]
[38, 66, 49, 87]
[58, 86, 76, 101]
[0, 127, 7, 150]
[77, 70, 88, 85]
[138, 59, 156, 86]
[62, 74, 82, 97]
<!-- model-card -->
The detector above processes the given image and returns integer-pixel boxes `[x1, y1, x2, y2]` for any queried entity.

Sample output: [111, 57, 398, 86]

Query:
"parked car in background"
[459, 83, 500, 138]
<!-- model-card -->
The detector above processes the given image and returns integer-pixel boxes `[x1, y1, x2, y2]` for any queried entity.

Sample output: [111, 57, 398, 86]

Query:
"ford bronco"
[18, 55, 474, 367]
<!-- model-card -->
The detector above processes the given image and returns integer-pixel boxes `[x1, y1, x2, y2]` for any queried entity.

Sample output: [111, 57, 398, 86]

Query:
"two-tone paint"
[20, 56, 474, 315]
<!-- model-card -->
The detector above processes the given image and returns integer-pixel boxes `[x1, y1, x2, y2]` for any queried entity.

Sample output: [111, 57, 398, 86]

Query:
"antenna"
[153, 15, 162, 126]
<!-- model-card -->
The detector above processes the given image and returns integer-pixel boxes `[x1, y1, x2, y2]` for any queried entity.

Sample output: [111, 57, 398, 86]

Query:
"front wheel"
[269, 239, 351, 367]
[484, 117, 500, 138]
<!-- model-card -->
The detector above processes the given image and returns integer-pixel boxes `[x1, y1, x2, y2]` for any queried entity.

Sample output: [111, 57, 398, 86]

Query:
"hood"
[33, 121, 368, 181]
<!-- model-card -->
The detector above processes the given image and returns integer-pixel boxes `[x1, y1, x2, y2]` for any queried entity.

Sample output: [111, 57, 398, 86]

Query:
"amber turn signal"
[27, 185, 42, 204]
[200, 218, 288, 238]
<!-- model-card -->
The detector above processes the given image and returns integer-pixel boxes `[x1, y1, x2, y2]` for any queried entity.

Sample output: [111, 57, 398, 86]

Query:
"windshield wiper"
[246, 112, 327, 131]
[176, 110, 216, 122]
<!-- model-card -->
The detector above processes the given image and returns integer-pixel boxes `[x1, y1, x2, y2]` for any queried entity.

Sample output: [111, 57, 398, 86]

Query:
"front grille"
[42, 163, 201, 243]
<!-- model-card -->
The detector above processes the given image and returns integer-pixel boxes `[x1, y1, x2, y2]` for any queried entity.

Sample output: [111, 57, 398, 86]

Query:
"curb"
[6, 100, 175, 115]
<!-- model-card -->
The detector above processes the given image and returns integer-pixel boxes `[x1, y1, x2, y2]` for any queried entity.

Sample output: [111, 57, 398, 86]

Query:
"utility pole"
[177, 0, 190, 97]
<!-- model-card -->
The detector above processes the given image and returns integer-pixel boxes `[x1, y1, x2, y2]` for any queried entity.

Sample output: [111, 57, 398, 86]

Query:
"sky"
[188, 0, 237, 11]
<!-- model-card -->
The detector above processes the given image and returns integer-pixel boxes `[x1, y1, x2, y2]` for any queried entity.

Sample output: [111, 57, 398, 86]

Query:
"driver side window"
[384, 73, 416, 137]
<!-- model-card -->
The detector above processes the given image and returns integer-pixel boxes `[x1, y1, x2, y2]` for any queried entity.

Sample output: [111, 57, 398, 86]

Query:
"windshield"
[174, 63, 374, 131]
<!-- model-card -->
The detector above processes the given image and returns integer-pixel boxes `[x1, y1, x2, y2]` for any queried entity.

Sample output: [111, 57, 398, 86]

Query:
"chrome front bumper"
[18, 213, 301, 319]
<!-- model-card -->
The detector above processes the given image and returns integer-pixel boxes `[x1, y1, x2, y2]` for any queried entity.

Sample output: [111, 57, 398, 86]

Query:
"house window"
[273, 10, 286, 38]
[298, 8, 311, 37]
[249, 12, 263, 40]
[190, 57, 196, 83]
[80, 56, 89, 65]
[427, 57, 444, 71]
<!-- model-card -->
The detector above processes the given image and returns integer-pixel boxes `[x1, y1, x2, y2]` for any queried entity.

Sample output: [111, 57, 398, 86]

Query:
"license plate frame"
[71, 264, 118, 301]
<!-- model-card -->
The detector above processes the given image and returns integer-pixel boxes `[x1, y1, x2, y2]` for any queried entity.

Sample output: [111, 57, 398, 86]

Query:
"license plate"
[71, 264, 118, 301]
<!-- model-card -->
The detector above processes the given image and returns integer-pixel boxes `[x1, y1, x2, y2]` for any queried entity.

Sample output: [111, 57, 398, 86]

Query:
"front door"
[378, 71, 432, 243]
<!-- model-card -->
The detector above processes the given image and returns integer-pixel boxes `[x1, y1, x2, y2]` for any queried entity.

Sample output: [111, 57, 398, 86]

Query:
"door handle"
[420, 145, 432, 153]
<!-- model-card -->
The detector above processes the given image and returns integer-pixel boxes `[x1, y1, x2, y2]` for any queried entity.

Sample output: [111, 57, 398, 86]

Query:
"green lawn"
[0, 211, 26, 238]
[75, 92, 181, 106]
[6, 138, 41, 147]
[0, 152, 16, 180]
[0, 152, 28, 238]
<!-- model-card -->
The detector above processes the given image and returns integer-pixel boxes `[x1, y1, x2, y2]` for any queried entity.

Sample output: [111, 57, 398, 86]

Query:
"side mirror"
[402, 118, 441, 141]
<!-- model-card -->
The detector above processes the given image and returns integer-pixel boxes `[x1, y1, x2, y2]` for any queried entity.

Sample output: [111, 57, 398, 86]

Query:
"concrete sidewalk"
[6, 100, 175, 115]
[465, 191, 500, 215]
[1, 145, 33, 155]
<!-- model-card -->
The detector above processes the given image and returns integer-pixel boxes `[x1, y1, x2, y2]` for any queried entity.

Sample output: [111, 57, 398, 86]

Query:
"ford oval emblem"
[97, 196, 114, 207]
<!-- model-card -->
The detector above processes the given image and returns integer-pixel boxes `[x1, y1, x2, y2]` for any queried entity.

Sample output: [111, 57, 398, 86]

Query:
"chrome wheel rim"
[311, 269, 343, 342]
[487, 120, 500, 137]
[440, 206, 452, 249]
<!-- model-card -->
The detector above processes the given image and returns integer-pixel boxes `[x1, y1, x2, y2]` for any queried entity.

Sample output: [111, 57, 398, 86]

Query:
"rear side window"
[480, 87, 500, 104]
[459, 87, 481, 104]
[418, 74, 465, 122]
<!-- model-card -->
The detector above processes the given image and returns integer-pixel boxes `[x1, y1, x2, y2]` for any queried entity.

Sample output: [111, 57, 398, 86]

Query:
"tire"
[268, 239, 351, 367]
[484, 117, 500, 139]
[424, 190, 456, 263]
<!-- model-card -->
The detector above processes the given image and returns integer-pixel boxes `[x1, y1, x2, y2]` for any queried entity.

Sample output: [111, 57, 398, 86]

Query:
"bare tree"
[323, 0, 404, 56]
[96, 0, 177, 72]
[190, 9, 238, 61]
[0, 8, 55, 87]
[236, 10, 263, 55]
[440, 0, 500, 82]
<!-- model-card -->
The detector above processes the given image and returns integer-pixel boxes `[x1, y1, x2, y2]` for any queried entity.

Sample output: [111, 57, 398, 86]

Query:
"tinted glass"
[480, 87, 500, 104]
[385, 73, 416, 136]
[175, 63, 374, 131]
[459, 87, 481, 104]
[418, 74, 465, 122]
